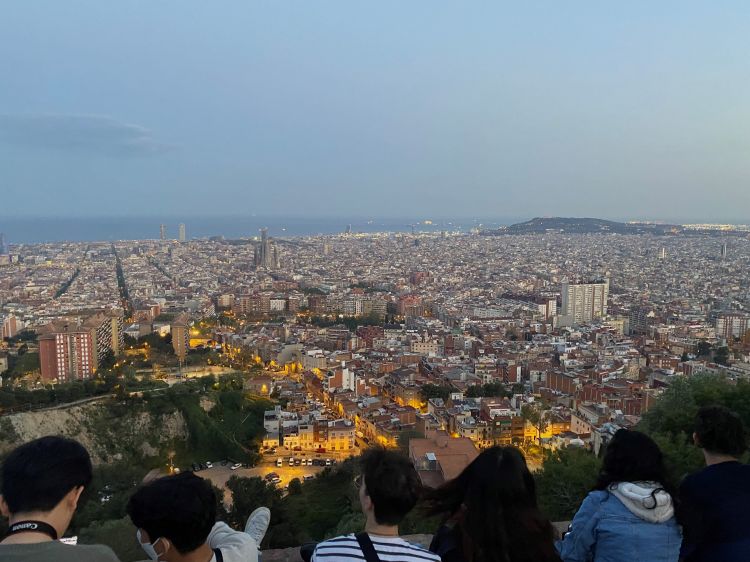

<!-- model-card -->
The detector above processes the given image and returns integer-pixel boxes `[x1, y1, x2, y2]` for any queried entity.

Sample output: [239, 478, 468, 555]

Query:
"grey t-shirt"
[0, 540, 120, 562]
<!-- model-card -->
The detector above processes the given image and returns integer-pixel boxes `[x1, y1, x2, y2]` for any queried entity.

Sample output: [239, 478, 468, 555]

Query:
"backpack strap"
[213, 548, 224, 562]
[355, 533, 381, 562]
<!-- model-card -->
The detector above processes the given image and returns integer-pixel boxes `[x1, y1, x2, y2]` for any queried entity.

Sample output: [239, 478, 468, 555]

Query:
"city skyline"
[2, 2, 750, 220]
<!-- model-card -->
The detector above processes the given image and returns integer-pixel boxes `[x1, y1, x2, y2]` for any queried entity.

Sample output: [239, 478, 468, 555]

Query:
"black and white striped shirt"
[312, 534, 441, 562]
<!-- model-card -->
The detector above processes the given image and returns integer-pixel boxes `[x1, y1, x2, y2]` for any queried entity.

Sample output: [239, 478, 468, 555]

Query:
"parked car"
[325, 458, 332, 466]
[230, 463, 242, 470]
[276, 457, 283, 467]
[306, 458, 313, 466]
[294, 458, 302, 466]
[288, 457, 294, 466]
[205, 461, 213, 469]
[271, 476, 281, 484]
[303, 475, 314, 482]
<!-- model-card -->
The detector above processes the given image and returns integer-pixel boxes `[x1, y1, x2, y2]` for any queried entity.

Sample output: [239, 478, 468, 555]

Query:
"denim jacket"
[558, 486, 681, 562]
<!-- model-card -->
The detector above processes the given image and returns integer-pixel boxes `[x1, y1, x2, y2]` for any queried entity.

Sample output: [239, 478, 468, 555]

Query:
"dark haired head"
[595, 429, 670, 491]
[0, 436, 92, 514]
[359, 448, 421, 526]
[423, 446, 559, 562]
[127, 472, 216, 554]
[694, 405, 747, 457]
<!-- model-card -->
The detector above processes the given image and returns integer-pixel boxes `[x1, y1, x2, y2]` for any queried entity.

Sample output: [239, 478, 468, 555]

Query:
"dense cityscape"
[2, 221, 749, 485]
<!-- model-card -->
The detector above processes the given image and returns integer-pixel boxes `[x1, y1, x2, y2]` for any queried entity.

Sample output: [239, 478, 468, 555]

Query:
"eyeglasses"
[353, 474, 363, 488]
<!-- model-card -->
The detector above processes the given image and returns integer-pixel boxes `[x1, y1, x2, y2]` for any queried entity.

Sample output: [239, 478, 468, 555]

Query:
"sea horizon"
[0, 216, 523, 244]
[1, 215, 749, 244]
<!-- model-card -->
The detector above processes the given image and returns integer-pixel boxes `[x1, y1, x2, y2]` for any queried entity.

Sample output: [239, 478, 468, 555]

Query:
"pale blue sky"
[1, 1, 749, 221]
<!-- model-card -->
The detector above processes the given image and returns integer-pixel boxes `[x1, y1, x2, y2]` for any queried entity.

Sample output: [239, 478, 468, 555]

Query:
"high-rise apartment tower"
[560, 277, 610, 326]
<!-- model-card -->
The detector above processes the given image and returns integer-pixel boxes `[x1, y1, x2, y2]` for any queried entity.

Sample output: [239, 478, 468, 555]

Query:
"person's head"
[595, 429, 669, 490]
[693, 405, 747, 457]
[423, 447, 558, 562]
[0, 436, 92, 532]
[357, 448, 421, 527]
[127, 472, 216, 561]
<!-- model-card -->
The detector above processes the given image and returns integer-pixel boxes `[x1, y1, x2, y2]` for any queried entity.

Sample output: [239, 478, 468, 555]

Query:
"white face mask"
[137, 529, 164, 561]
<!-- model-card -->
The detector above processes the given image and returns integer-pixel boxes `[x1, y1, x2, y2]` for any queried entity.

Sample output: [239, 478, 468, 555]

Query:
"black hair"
[695, 405, 747, 456]
[0, 436, 92, 514]
[126, 472, 216, 554]
[360, 448, 422, 526]
[423, 447, 560, 562]
[594, 429, 673, 498]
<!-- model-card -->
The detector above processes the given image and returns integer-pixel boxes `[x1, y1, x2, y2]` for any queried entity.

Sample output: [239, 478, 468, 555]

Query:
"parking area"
[195, 459, 329, 504]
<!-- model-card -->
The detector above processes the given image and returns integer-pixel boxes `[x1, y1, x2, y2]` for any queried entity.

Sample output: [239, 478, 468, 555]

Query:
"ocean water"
[0, 216, 521, 244]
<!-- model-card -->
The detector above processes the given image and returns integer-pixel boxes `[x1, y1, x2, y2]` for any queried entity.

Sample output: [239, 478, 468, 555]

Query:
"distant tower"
[178, 223, 186, 242]
[323, 243, 330, 256]
[345, 224, 352, 235]
[659, 247, 666, 260]
[721, 242, 728, 260]
[0, 233, 7, 255]
[273, 245, 280, 269]
[255, 227, 271, 268]
[160, 224, 167, 241]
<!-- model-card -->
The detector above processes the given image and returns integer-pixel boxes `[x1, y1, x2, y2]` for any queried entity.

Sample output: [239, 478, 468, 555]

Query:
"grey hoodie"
[610, 481, 674, 523]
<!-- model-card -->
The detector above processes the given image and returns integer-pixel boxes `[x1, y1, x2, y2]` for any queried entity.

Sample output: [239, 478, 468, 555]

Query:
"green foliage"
[77, 517, 142, 562]
[697, 341, 712, 357]
[0, 372, 168, 413]
[307, 315, 382, 330]
[420, 383, 452, 402]
[288, 478, 303, 495]
[521, 402, 549, 442]
[466, 382, 508, 398]
[138, 332, 173, 354]
[535, 447, 600, 521]
[4, 329, 37, 345]
[637, 374, 750, 480]
[280, 459, 359, 544]
[227, 476, 284, 532]
[639, 375, 750, 438]
[8, 352, 40, 379]
[714, 346, 730, 366]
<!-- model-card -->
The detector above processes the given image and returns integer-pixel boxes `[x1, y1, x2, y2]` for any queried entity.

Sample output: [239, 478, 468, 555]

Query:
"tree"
[466, 382, 508, 398]
[227, 476, 283, 531]
[420, 383, 451, 403]
[287, 478, 303, 495]
[535, 447, 600, 521]
[78, 517, 143, 562]
[521, 402, 549, 443]
[697, 341, 713, 357]
[714, 346, 730, 366]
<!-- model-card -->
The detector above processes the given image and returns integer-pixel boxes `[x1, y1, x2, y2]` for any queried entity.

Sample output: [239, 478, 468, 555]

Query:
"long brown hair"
[423, 446, 560, 562]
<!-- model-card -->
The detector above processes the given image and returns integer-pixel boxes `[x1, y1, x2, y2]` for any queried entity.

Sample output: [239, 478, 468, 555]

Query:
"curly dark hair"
[423, 446, 560, 562]
[594, 429, 675, 502]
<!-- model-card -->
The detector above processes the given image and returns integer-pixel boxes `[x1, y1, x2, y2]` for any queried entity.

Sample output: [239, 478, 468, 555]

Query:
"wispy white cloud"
[0, 114, 174, 156]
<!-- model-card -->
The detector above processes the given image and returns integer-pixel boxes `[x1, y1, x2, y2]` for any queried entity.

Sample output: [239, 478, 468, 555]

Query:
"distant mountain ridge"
[486, 217, 681, 235]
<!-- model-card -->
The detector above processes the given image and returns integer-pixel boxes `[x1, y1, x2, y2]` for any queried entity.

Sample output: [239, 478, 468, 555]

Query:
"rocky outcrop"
[0, 399, 187, 465]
